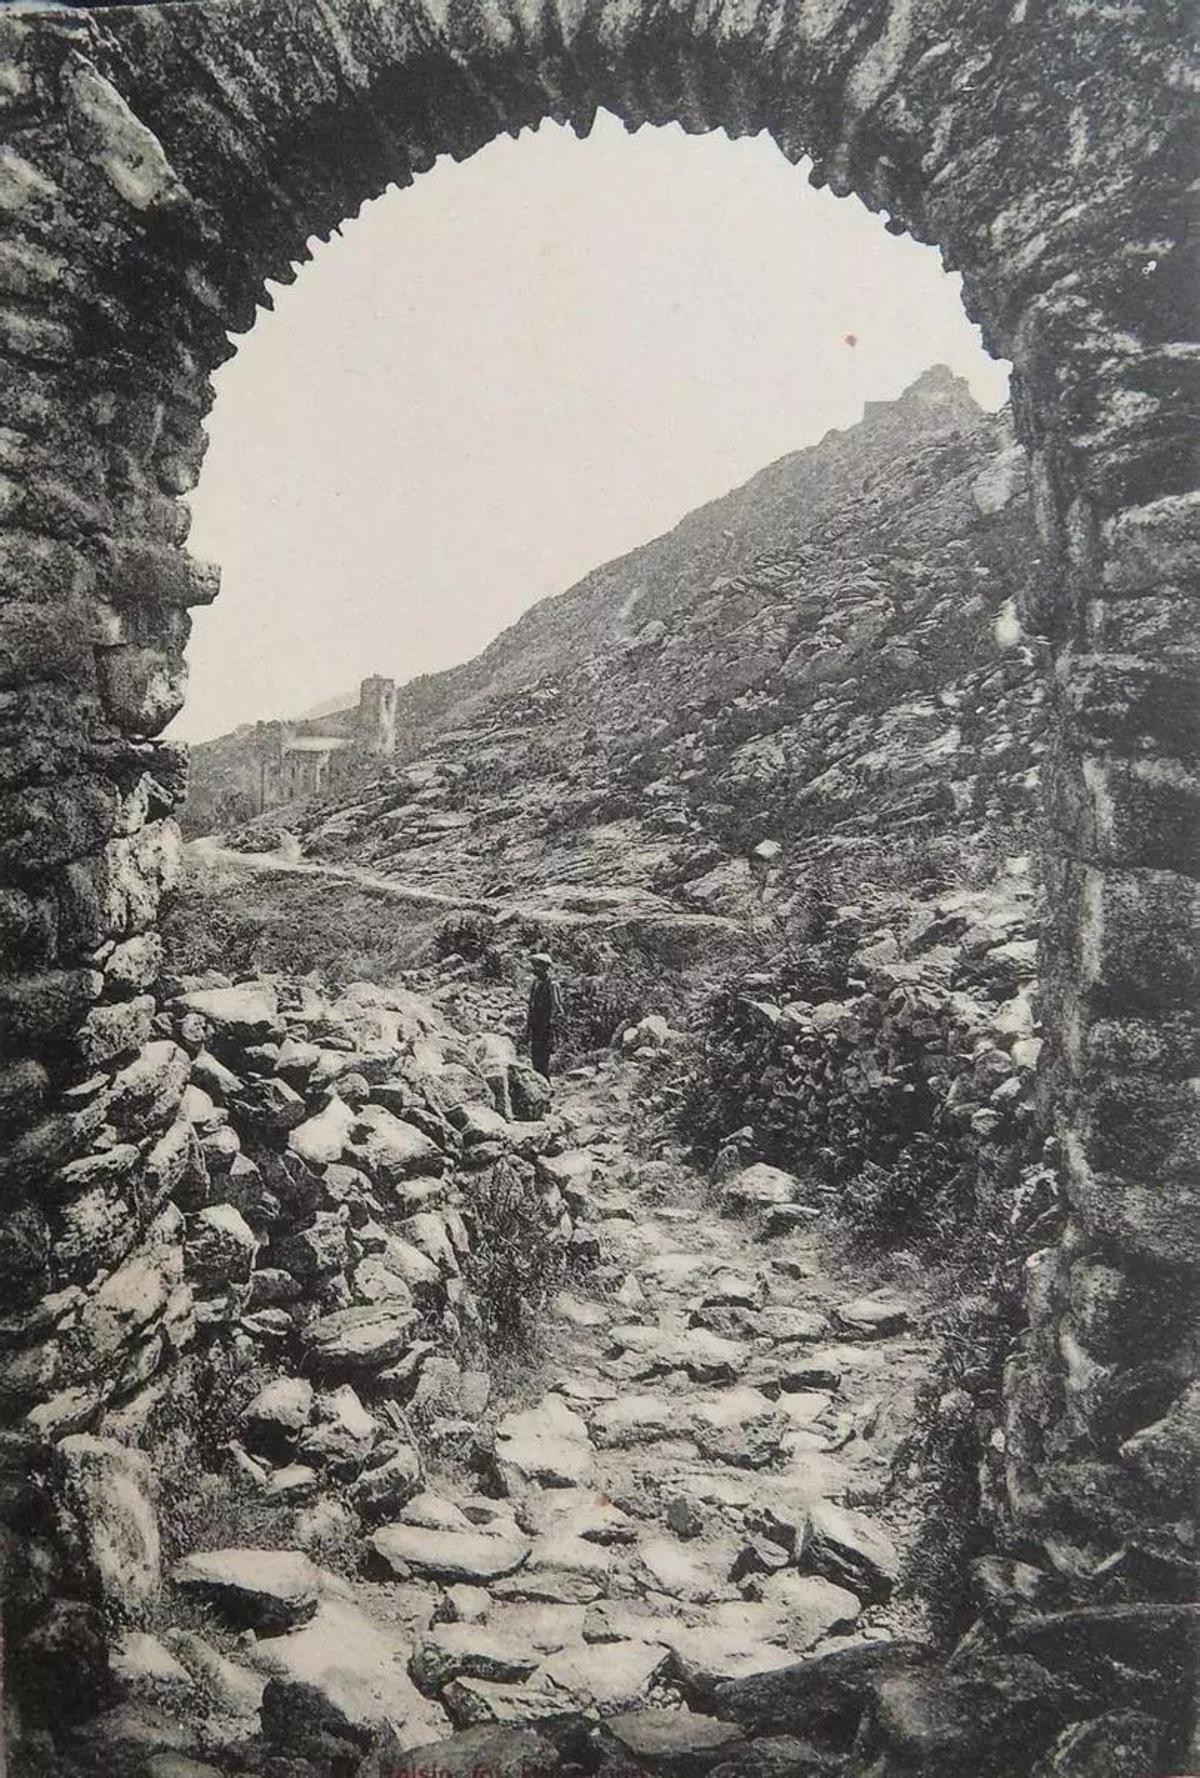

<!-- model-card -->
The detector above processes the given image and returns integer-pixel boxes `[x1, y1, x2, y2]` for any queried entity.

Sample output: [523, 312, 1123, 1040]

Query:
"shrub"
[892, 1151, 1064, 1643]
[433, 912, 505, 978]
[462, 1157, 567, 1349]
[838, 1134, 967, 1252]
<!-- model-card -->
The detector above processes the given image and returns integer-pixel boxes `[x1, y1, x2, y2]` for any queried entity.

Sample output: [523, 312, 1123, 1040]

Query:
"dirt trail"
[187, 837, 739, 940]
[340, 1048, 934, 1737]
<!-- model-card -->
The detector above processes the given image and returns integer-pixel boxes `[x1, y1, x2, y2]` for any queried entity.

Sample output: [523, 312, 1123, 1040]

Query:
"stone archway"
[0, 0, 1195, 1764]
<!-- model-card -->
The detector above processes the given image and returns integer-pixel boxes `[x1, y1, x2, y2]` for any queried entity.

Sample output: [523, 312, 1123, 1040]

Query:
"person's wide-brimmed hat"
[530, 952, 553, 967]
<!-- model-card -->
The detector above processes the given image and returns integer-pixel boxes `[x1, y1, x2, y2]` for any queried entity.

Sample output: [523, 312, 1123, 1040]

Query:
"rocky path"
[88, 961, 935, 1778]
[327, 1053, 933, 1757]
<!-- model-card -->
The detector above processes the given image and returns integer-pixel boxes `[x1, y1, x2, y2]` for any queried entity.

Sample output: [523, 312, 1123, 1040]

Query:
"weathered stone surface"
[508, 1061, 553, 1121]
[298, 1385, 380, 1471]
[303, 1302, 418, 1373]
[229, 1075, 307, 1133]
[170, 1548, 321, 1632]
[348, 1443, 423, 1518]
[833, 1291, 911, 1338]
[863, 1655, 1081, 1777]
[239, 1376, 314, 1453]
[289, 1093, 356, 1167]
[802, 1500, 899, 1603]
[175, 984, 280, 1044]
[253, 1595, 444, 1742]
[712, 1641, 929, 1745]
[494, 1393, 594, 1494]
[51, 1434, 161, 1620]
[371, 1523, 531, 1584]
[344, 1103, 446, 1183]
[720, 1164, 800, 1214]
[1033, 1709, 1166, 1778]
[109, 1631, 193, 1706]
[184, 1203, 256, 1288]
[599, 1706, 745, 1775]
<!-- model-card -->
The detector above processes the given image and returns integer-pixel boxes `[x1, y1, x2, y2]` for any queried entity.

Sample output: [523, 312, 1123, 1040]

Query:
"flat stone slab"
[695, 1269, 767, 1311]
[542, 1638, 670, 1710]
[440, 1672, 566, 1727]
[777, 1391, 834, 1427]
[761, 1571, 862, 1647]
[551, 1291, 610, 1329]
[803, 1499, 900, 1603]
[591, 1392, 681, 1448]
[521, 1492, 637, 1546]
[834, 1292, 912, 1338]
[756, 1306, 830, 1344]
[490, 1531, 610, 1605]
[663, 1601, 801, 1683]
[691, 1387, 786, 1468]
[636, 1537, 730, 1604]
[371, 1524, 531, 1584]
[249, 1596, 442, 1741]
[171, 1549, 321, 1633]
[410, 1625, 542, 1692]
[398, 1492, 474, 1532]
[302, 1303, 418, 1373]
[176, 985, 280, 1043]
[494, 1394, 594, 1492]
[610, 1325, 750, 1384]
[601, 1706, 745, 1775]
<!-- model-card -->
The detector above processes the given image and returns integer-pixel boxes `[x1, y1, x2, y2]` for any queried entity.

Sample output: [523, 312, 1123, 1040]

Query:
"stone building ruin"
[191, 675, 399, 824]
[0, 0, 1194, 1767]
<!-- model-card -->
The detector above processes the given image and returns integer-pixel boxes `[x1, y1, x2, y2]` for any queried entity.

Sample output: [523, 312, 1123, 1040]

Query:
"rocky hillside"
[199, 363, 1046, 933]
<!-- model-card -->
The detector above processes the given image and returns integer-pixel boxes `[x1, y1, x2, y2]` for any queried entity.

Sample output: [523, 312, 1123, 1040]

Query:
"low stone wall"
[4, 964, 577, 1761]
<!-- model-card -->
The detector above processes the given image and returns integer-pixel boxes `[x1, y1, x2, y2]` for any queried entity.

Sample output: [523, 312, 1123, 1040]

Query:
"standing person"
[526, 952, 563, 1081]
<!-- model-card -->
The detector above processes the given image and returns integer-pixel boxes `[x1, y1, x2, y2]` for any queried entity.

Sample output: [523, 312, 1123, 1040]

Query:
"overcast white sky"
[179, 113, 1009, 742]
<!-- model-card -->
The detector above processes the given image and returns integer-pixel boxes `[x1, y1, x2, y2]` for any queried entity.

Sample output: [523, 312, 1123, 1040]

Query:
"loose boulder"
[51, 1435, 161, 1621]
[170, 1548, 321, 1633]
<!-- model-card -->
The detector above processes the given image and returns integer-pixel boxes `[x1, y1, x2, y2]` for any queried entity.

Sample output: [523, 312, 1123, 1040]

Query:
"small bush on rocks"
[434, 913, 502, 967]
[462, 1158, 567, 1349]
[892, 1151, 1064, 1644]
[838, 1134, 967, 1252]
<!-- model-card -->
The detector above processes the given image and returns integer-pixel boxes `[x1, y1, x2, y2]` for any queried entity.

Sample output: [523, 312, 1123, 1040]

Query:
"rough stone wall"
[0, 0, 1194, 1747]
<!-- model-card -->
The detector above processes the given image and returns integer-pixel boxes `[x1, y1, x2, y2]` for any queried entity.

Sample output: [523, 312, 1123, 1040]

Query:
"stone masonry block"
[1048, 751, 1200, 877]
[97, 644, 187, 736]
[1101, 493, 1200, 595]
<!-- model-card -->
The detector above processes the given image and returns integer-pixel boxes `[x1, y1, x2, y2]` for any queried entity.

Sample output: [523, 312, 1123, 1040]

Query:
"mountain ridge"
[183, 359, 1046, 965]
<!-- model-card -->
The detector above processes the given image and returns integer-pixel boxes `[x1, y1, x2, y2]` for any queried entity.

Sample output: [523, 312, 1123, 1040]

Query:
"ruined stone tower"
[357, 675, 398, 757]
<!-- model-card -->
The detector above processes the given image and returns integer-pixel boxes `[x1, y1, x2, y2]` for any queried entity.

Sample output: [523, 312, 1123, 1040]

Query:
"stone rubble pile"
[715, 860, 1043, 1178]
[3, 960, 585, 1767]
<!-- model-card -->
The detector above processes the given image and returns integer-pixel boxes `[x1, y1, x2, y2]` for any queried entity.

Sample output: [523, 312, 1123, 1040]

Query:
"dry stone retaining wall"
[0, 0, 1195, 1765]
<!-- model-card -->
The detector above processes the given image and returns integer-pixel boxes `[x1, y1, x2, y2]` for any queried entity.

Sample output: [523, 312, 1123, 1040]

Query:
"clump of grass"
[461, 1157, 568, 1350]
